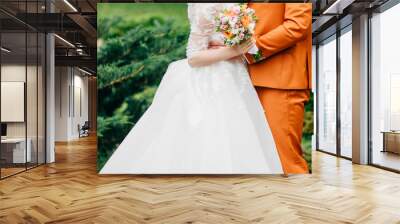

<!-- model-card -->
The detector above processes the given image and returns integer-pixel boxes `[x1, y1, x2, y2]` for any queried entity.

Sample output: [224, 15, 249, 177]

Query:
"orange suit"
[247, 3, 312, 174]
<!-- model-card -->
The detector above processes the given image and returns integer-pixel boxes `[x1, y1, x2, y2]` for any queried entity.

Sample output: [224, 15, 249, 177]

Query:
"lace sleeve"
[186, 3, 218, 59]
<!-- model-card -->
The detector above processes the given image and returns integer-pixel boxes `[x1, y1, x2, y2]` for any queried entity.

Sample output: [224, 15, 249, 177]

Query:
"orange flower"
[241, 16, 250, 27]
[224, 31, 233, 39]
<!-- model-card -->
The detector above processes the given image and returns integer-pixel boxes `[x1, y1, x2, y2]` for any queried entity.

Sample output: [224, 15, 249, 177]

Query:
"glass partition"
[27, 30, 38, 169]
[317, 35, 337, 154]
[0, 1, 46, 179]
[1, 30, 28, 177]
[339, 27, 352, 158]
[38, 32, 45, 165]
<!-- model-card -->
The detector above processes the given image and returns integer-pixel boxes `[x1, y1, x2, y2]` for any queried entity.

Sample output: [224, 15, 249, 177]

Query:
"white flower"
[233, 5, 241, 14]
[248, 23, 255, 31]
[229, 17, 238, 27]
[246, 8, 255, 14]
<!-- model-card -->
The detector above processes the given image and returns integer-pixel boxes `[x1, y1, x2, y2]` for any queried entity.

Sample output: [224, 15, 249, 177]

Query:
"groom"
[211, 3, 312, 174]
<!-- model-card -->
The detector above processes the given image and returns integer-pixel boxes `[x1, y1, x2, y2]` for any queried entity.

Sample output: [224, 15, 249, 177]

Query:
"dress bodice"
[186, 3, 236, 58]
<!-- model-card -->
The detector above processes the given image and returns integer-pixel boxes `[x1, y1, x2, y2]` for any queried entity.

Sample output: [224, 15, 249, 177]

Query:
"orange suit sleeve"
[255, 3, 312, 59]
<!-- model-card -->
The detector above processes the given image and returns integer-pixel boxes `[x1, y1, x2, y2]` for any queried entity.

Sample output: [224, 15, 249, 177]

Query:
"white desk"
[1, 138, 32, 163]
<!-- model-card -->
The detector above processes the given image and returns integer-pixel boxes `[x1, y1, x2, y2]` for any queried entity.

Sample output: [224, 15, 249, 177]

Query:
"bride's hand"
[188, 38, 254, 67]
[208, 40, 224, 49]
[232, 38, 255, 56]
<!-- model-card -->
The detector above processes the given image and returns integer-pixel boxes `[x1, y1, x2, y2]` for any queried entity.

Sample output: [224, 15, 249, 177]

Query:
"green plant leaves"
[97, 17, 188, 170]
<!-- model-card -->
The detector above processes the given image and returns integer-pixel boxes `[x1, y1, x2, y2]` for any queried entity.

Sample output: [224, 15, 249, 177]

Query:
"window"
[317, 35, 337, 154]
[370, 3, 400, 171]
[339, 27, 352, 158]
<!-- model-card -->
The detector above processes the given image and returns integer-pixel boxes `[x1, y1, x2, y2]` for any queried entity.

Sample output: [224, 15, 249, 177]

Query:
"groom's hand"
[233, 38, 256, 56]
[208, 40, 224, 49]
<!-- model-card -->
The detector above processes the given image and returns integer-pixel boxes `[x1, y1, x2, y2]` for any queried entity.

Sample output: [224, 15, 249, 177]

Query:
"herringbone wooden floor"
[1, 135, 400, 224]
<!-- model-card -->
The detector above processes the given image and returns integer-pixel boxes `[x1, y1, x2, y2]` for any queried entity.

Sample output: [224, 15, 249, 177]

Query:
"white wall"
[72, 73, 89, 138]
[1, 63, 46, 164]
[1, 65, 26, 139]
[55, 67, 89, 141]
[55, 66, 69, 141]
[1, 65, 40, 138]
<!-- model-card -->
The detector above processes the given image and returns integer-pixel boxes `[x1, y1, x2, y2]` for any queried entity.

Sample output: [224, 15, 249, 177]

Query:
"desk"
[1, 138, 32, 163]
[382, 131, 400, 154]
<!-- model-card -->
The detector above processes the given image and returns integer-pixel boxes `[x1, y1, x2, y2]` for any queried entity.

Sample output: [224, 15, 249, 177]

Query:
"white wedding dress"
[100, 3, 283, 174]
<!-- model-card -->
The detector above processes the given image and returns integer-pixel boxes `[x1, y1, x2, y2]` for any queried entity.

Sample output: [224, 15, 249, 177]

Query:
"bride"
[100, 3, 283, 174]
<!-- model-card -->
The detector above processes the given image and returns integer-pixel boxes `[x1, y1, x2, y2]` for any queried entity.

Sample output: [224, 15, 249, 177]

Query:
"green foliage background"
[97, 3, 313, 171]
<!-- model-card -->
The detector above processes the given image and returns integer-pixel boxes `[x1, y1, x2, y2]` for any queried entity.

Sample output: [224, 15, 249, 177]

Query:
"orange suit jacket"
[247, 3, 312, 90]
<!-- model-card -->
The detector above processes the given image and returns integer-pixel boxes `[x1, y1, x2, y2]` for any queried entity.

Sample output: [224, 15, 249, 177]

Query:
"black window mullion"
[25, 0, 28, 171]
[336, 27, 341, 157]
[44, 33, 47, 164]
[0, 20, 2, 179]
[316, 44, 320, 151]
[367, 10, 373, 165]
[36, 0, 39, 167]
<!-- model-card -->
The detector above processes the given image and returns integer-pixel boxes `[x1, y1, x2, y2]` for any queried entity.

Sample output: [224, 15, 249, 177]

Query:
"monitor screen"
[1, 123, 7, 137]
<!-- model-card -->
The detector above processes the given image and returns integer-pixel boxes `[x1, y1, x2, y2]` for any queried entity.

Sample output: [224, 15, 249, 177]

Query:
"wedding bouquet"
[215, 4, 263, 63]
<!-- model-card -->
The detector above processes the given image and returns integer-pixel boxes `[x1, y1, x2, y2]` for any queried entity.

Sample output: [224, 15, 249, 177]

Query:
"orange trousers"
[256, 87, 310, 174]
